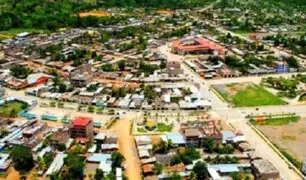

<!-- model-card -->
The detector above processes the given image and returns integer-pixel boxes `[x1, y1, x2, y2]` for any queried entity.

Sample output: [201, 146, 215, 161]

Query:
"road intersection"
[159, 43, 303, 180]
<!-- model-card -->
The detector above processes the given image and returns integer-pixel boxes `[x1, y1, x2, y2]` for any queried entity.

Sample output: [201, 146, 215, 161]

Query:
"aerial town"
[0, 0, 305, 180]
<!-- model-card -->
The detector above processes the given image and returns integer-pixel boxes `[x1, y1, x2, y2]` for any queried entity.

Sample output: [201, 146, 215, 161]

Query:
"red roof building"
[70, 116, 94, 140]
[171, 36, 225, 55]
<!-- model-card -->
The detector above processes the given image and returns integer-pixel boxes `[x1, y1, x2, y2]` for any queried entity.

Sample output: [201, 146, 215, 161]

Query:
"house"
[163, 133, 186, 146]
[46, 153, 67, 176]
[143, 164, 155, 175]
[167, 61, 183, 76]
[50, 128, 70, 146]
[70, 116, 94, 141]
[207, 163, 251, 180]
[70, 64, 93, 87]
[251, 159, 280, 180]
[0, 153, 12, 171]
[181, 128, 203, 148]
[181, 121, 222, 148]
[87, 153, 113, 175]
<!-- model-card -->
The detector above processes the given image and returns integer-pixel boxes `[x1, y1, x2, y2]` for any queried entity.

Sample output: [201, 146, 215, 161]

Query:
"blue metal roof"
[165, 133, 186, 145]
[87, 153, 111, 163]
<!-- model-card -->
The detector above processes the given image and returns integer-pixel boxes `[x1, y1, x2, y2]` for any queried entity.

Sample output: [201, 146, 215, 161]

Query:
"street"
[159, 43, 303, 180]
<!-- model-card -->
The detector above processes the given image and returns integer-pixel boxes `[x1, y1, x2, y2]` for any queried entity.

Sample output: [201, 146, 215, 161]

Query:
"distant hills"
[0, 0, 304, 32]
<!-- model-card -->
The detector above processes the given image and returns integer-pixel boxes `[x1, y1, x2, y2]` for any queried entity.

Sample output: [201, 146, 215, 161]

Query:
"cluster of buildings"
[135, 120, 280, 180]
[0, 111, 124, 178]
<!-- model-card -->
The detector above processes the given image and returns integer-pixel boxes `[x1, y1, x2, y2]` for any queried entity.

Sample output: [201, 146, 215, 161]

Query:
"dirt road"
[111, 117, 142, 180]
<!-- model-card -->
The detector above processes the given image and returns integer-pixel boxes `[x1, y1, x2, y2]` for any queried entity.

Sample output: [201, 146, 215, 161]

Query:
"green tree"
[10, 65, 31, 79]
[10, 145, 34, 172]
[57, 143, 66, 151]
[117, 60, 126, 71]
[111, 152, 125, 169]
[192, 161, 208, 180]
[88, 105, 95, 113]
[153, 163, 163, 175]
[62, 153, 85, 180]
[169, 173, 183, 180]
[160, 60, 167, 69]
[9, 108, 17, 118]
[94, 168, 104, 180]
[170, 155, 182, 166]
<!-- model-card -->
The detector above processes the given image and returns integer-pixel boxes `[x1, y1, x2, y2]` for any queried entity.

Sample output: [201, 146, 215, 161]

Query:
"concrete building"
[167, 61, 183, 76]
[70, 116, 94, 141]
[251, 159, 280, 180]
[180, 121, 222, 148]
[70, 64, 93, 87]
[172, 36, 225, 55]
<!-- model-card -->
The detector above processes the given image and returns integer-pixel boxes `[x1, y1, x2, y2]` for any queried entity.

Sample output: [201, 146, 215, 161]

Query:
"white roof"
[135, 136, 151, 145]
[164, 94, 171, 103]
[138, 150, 150, 158]
[207, 167, 222, 180]
[137, 144, 153, 150]
[99, 161, 112, 174]
[65, 138, 74, 149]
[46, 153, 67, 175]
[173, 88, 182, 97]
[0, 154, 9, 166]
[233, 136, 246, 143]
[95, 133, 106, 141]
[116, 168, 123, 177]
[87, 144, 97, 153]
[194, 99, 211, 107]
[101, 144, 119, 150]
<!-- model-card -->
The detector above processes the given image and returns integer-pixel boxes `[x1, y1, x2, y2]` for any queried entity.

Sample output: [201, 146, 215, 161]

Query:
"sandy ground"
[257, 118, 306, 161]
[110, 117, 142, 180]
[156, 9, 175, 15]
[1, 168, 20, 180]
[79, 11, 111, 17]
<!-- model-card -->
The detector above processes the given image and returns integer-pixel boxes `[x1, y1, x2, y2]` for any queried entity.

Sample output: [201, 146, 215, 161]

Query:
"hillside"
[0, 0, 304, 32]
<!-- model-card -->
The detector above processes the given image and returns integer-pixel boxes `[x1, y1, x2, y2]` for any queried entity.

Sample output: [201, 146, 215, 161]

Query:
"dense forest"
[0, 0, 211, 31]
[0, 0, 304, 31]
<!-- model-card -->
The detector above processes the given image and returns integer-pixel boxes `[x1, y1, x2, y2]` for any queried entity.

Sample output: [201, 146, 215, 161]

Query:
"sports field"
[213, 82, 286, 107]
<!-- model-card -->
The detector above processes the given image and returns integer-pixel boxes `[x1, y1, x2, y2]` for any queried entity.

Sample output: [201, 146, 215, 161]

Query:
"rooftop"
[252, 159, 279, 175]
[72, 116, 93, 127]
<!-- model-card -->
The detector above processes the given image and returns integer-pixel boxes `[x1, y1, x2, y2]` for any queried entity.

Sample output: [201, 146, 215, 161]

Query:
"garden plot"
[213, 82, 286, 107]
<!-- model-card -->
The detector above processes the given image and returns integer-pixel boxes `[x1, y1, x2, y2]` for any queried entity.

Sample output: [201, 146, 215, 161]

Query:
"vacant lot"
[213, 82, 285, 107]
[156, 9, 175, 15]
[79, 11, 111, 17]
[256, 118, 306, 165]
[0, 101, 27, 117]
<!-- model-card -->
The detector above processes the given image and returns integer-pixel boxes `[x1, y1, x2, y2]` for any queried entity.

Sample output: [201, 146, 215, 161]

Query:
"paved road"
[159, 44, 302, 180]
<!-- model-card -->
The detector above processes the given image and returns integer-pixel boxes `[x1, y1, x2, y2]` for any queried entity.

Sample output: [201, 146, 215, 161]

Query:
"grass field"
[0, 28, 47, 39]
[213, 83, 285, 107]
[0, 101, 28, 117]
[157, 123, 172, 132]
[232, 85, 285, 107]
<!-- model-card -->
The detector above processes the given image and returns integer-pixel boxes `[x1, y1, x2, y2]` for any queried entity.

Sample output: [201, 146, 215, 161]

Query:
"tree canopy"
[10, 145, 34, 172]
